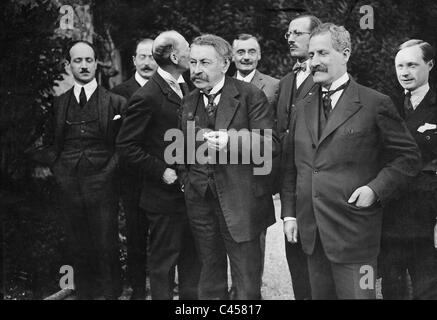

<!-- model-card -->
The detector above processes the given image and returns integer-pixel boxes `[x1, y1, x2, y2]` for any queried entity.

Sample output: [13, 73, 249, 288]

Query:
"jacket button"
[426, 135, 431, 140]
[313, 169, 319, 174]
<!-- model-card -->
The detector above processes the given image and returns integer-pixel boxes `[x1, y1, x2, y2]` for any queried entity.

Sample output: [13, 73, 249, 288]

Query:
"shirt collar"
[406, 83, 430, 108]
[405, 83, 429, 98]
[208, 76, 226, 95]
[322, 72, 349, 92]
[73, 78, 98, 101]
[236, 69, 256, 83]
[134, 71, 148, 87]
[157, 67, 182, 87]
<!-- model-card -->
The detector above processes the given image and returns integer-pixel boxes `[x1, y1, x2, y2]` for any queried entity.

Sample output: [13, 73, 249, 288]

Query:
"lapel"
[184, 89, 201, 129]
[251, 70, 265, 91]
[128, 75, 141, 92]
[406, 89, 437, 131]
[297, 74, 315, 100]
[55, 88, 74, 149]
[152, 72, 182, 106]
[215, 76, 240, 129]
[281, 72, 294, 110]
[318, 78, 362, 145]
[303, 88, 320, 146]
[96, 86, 111, 139]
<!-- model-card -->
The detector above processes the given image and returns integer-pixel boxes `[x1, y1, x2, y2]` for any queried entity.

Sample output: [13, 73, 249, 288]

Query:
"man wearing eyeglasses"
[273, 14, 321, 300]
[232, 34, 279, 107]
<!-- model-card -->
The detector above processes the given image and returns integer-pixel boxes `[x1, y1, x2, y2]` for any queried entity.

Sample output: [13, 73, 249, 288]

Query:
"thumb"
[348, 188, 360, 203]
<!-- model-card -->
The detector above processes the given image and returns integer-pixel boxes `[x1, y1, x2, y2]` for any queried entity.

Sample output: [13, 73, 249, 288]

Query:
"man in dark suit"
[232, 34, 279, 106]
[231, 33, 279, 297]
[116, 30, 200, 300]
[381, 39, 437, 299]
[111, 38, 157, 299]
[179, 34, 279, 300]
[274, 14, 321, 300]
[112, 38, 157, 100]
[35, 41, 126, 299]
[281, 23, 421, 299]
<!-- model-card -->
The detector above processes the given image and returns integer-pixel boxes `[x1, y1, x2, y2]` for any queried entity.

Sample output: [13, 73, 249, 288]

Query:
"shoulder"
[279, 72, 294, 85]
[355, 81, 392, 107]
[257, 71, 279, 85]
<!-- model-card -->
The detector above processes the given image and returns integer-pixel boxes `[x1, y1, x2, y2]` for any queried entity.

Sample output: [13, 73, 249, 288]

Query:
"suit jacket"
[275, 72, 316, 139]
[234, 70, 279, 107]
[112, 75, 141, 103]
[29, 86, 126, 167]
[116, 72, 186, 214]
[180, 76, 280, 242]
[280, 77, 421, 263]
[384, 87, 437, 241]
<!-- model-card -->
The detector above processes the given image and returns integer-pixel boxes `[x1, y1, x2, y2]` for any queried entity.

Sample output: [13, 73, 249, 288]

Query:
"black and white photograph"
[1, 0, 437, 307]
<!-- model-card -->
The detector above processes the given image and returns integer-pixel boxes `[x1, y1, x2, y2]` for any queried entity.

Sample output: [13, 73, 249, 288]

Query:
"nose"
[243, 52, 250, 60]
[310, 55, 319, 68]
[191, 62, 202, 74]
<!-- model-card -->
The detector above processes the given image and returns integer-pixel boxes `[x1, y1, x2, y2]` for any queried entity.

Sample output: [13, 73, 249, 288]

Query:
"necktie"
[403, 91, 413, 118]
[321, 81, 350, 119]
[169, 80, 183, 98]
[293, 61, 307, 73]
[203, 89, 222, 118]
[79, 87, 87, 108]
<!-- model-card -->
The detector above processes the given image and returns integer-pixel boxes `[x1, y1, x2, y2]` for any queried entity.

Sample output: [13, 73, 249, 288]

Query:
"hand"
[284, 220, 298, 243]
[348, 185, 377, 208]
[434, 222, 437, 249]
[204, 131, 229, 151]
[33, 166, 52, 179]
[162, 168, 178, 185]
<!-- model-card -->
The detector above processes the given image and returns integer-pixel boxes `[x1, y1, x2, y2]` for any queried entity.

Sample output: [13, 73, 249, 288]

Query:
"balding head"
[152, 30, 189, 70]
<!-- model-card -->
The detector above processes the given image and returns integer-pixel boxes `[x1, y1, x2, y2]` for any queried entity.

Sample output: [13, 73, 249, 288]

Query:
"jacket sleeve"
[367, 95, 422, 204]
[280, 106, 297, 218]
[116, 92, 167, 182]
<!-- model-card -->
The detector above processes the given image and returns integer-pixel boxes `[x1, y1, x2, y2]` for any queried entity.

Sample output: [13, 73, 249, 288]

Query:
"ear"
[170, 52, 178, 64]
[222, 58, 231, 74]
[132, 56, 136, 65]
[342, 48, 351, 64]
[428, 59, 434, 71]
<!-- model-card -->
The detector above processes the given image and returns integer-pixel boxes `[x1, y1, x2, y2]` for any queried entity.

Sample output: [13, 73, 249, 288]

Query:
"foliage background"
[1, 0, 436, 299]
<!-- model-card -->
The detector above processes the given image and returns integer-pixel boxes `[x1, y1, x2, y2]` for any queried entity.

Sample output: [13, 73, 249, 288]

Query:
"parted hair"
[191, 34, 233, 62]
[310, 23, 352, 53]
[398, 39, 435, 63]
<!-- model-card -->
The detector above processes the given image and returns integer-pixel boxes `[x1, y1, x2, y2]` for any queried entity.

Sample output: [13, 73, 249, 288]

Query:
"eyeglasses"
[284, 30, 311, 39]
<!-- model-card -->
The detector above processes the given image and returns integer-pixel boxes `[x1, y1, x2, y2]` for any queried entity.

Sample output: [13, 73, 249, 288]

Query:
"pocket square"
[113, 114, 121, 120]
[418, 123, 436, 133]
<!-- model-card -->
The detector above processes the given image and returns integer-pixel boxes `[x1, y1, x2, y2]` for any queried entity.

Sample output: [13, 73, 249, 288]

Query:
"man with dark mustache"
[274, 14, 321, 300]
[179, 34, 279, 300]
[34, 41, 126, 299]
[380, 40, 437, 299]
[116, 30, 200, 300]
[112, 38, 158, 299]
[232, 34, 279, 107]
[281, 23, 421, 299]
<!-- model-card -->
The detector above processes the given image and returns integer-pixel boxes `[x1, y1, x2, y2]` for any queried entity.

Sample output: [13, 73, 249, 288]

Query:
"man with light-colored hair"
[179, 34, 279, 300]
[280, 23, 421, 299]
[380, 39, 437, 299]
[116, 30, 200, 300]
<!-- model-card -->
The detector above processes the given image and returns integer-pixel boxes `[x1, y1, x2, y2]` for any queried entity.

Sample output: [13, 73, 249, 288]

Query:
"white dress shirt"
[406, 83, 430, 110]
[236, 70, 256, 83]
[202, 76, 226, 107]
[322, 72, 350, 109]
[73, 78, 98, 104]
[295, 59, 311, 89]
[157, 67, 185, 98]
[134, 71, 148, 87]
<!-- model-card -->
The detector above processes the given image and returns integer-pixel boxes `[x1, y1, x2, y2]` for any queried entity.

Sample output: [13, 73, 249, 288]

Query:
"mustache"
[310, 65, 328, 74]
[80, 68, 90, 73]
[141, 66, 154, 71]
[190, 74, 209, 82]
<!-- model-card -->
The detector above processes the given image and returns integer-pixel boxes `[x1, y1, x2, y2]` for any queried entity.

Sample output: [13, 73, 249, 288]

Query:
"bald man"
[116, 31, 200, 300]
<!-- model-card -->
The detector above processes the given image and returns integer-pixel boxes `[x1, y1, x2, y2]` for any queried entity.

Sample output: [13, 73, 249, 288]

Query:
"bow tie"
[293, 61, 307, 73]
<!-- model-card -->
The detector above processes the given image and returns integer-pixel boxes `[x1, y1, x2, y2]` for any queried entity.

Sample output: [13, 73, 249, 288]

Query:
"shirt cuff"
[283, 217, 296, 222]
